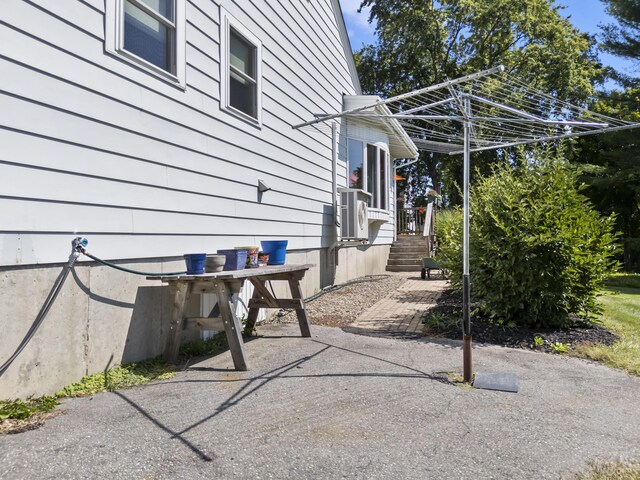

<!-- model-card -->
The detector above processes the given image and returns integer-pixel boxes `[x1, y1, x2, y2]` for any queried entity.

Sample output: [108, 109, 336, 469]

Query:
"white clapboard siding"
[221, 2, 352, 102]
[27, 0, 104, 40]
[0, 91, 333, 199]
[0, 165, 328, 225]
[255, 0, 356, 91]
[79, 0, 103, 12]
[0, 10, 335, 154]
[0, 0, 364, 266]
[0, 199, 328, 238]
[2, 61, 333, 182]
[0, 125, 332, 209]
[190, 0, 222, 26]
[0, 233, 328, 266]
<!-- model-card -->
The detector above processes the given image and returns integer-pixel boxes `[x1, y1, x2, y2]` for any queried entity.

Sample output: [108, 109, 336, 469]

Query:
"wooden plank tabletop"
[147, 264, 314, 282]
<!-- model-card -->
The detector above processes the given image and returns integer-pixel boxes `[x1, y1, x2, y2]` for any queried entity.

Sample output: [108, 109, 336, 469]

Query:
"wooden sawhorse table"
[149, 264, 313, 370]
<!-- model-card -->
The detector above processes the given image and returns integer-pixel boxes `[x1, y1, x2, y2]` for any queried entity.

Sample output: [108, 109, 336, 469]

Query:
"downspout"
[332, 121, 338, 231]
[393, 164, 397, 242]
[330, 121, 340, 281]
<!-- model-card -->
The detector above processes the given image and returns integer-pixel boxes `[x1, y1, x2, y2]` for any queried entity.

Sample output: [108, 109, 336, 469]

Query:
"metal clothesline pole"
[462, 95, 472, 382]
[292, 65, 640, 386]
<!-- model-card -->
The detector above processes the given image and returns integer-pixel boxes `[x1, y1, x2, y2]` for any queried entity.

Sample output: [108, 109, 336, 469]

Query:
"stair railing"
[396, 207, 426, 235]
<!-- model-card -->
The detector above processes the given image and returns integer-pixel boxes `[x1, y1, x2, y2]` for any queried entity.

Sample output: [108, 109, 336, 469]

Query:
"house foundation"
[0, 244, 390, 398]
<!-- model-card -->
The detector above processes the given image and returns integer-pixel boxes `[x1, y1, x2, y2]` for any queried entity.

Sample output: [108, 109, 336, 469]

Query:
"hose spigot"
[72, 237, 88, 254]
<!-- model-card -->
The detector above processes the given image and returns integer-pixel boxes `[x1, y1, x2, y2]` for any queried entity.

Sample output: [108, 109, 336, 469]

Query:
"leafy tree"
[570, 0, 640, 270]
[435, 148, 619, 328]
[355, 0, 602, 205]
[573, 87, 640, 270]
[601, 0, 640, 70]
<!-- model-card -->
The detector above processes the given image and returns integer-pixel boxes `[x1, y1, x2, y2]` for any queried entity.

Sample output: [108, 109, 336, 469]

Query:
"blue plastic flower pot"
[260, 240, 288, 265]
[217, 249, 248, 271]
[184, 253, 207, 274]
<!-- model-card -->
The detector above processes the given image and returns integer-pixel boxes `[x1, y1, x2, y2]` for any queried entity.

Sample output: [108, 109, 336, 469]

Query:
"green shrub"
[434, 207, 463, 289]
[436, 150, 619, 328]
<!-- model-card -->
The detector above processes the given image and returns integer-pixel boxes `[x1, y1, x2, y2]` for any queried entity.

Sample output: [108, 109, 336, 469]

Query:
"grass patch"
[572, 459, 640, 479]
[177, 331, 229, 362]
[55, 356, 176, 398]
[422, 310, 460, 336]
[604, 273, 640, 290]
[0, 396, 58, 421]
[1, 332, 231, 426]
[439, 371, 474, 389]
[0, 396, 60, 434]
[572, 275, 640, 376]
[56, 332, 230, 398]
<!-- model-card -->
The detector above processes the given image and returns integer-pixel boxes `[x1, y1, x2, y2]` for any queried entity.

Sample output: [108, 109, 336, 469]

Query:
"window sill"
[368, 208, 390, 223]
[222, 105, 262, 129]
[106, 48, 186, 90]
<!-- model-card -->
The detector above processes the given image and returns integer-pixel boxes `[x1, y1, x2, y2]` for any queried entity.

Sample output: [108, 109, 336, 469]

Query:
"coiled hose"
[0, 237, 185, 378]
[0, 250, 80, 377]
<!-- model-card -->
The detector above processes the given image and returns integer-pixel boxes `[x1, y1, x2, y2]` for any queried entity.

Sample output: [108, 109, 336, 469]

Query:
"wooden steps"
[386, 236, 429, 272]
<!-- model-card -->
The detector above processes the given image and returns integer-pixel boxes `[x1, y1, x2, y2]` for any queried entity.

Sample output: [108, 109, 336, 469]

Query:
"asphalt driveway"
[1, 324, 639, 479]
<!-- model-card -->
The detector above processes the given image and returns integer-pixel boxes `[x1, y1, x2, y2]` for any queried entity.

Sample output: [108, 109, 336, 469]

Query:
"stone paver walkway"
[350, 276, 447, 334]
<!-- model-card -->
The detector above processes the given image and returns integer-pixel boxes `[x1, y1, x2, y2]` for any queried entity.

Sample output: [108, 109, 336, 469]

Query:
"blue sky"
[339, 0, 637, 81]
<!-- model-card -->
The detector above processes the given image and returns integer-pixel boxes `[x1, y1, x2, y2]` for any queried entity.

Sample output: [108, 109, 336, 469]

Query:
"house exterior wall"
[0, 0, 359, 263]
[0, 0, 397, 398]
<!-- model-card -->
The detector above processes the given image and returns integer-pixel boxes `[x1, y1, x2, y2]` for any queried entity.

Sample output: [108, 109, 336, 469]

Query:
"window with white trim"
[221, 8, 262, 125]
[347, 139, 390, 210]
[105, 0, 186, 87]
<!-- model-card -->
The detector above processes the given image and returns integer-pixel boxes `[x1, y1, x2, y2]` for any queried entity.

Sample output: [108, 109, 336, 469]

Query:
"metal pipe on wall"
[330, 121, 339, 281]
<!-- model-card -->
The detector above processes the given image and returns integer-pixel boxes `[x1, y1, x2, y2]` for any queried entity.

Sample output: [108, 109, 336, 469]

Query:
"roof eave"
[331, 0, 362, 95]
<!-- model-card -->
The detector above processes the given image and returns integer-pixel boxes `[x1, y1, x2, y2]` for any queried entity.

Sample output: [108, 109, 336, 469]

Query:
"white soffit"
[343, 95, 419, 159]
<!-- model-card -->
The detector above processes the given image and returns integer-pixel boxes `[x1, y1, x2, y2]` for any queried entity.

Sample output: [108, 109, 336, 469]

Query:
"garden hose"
[0, 237, 388, 378]
[0, 237, 185, 378]
[81, 251, 186, 276]
[73, 238, 186, 276]
[0, 246, 80, 377]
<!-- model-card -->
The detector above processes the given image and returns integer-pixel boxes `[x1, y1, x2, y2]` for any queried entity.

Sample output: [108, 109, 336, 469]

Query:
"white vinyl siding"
[0, 0, 360, 265]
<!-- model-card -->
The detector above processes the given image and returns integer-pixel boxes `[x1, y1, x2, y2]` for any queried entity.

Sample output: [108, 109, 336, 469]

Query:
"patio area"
[1, 276, 640, 479]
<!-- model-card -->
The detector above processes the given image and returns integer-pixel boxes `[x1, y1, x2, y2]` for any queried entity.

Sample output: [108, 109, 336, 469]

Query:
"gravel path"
[268, 273, 411, 328]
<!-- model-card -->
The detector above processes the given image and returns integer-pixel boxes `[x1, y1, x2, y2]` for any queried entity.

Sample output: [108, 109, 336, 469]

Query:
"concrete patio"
[1, 316, 639, 479]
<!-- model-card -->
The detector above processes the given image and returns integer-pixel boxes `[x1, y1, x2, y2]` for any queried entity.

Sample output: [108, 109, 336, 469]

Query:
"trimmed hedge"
[435, 152, 618, 328]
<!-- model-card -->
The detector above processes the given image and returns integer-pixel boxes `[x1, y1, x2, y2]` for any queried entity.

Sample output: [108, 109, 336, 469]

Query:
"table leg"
[215, 281, 249, 371]
[244, 287, 262, 335]
[288, 278, 311, 337]
[164, 282, 192, 364]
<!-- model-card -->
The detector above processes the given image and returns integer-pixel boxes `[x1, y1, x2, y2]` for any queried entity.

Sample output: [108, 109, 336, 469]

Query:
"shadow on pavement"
[112, 345, 330, 462]
[112, 334, 462, 463]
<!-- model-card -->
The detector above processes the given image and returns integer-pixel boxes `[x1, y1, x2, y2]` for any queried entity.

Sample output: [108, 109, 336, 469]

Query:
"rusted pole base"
[463, 335, 473, 383]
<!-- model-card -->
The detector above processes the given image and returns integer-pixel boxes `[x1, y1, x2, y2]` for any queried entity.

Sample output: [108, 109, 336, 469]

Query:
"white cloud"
[340, 0, 373, 29]
[339, 0, 377, 46]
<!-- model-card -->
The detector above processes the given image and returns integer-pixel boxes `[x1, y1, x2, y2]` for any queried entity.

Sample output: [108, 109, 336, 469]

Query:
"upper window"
[347, 139, 390, 210]
[105, 0, 186, 87]
[221, 8, 262, 125]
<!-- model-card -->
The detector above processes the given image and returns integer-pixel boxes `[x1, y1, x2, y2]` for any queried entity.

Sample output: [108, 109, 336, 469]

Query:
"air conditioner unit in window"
[339, 188, 370, 240]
